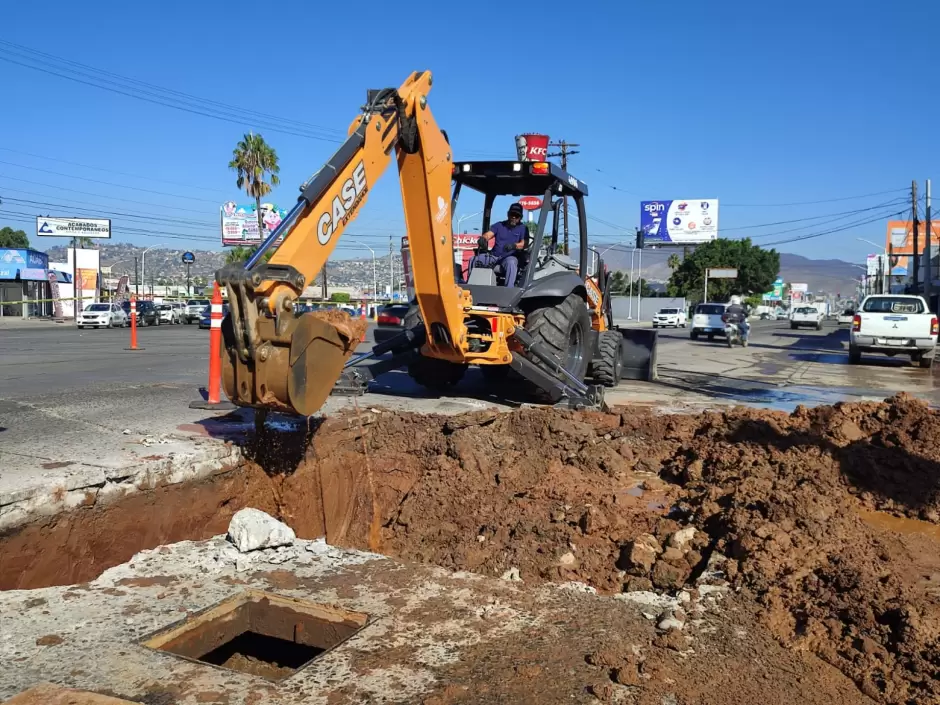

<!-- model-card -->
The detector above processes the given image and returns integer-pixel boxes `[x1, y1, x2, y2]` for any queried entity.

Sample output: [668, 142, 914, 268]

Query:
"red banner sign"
[518, 196, 542, 211]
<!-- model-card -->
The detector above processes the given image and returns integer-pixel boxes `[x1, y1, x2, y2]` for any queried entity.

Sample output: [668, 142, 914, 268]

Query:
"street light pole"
[457, 212, 483, 235]
[141, 244, 162, 300]
[856, 238, 889, 295]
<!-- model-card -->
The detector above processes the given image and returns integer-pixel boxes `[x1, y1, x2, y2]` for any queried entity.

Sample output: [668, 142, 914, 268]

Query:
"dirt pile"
[287, 394, 940, 704]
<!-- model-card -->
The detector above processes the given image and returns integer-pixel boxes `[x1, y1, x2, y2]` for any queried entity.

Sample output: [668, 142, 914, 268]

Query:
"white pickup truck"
[790, 306, 824, 330]
[850, 294, 938, 367]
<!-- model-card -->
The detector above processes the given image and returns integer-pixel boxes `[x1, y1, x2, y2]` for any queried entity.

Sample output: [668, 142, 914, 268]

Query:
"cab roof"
[452, 161, 588, 197]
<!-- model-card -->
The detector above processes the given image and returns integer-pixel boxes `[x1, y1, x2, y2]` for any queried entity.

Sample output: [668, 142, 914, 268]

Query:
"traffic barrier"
[123, 295, 143, 351]
[189, 283, 236, 411]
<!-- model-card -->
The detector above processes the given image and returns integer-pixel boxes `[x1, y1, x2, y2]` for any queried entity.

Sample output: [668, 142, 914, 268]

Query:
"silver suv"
[184, 299, 210, 324]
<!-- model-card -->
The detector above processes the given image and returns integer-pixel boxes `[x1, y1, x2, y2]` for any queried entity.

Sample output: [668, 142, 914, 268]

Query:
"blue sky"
[1, 0, 938, 270]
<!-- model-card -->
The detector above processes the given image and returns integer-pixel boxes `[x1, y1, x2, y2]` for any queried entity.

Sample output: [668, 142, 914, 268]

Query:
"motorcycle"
[724, 318, 749, 348]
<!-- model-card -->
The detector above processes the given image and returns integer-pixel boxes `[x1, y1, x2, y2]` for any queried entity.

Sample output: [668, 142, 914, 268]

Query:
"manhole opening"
[142, 590, 369, 681]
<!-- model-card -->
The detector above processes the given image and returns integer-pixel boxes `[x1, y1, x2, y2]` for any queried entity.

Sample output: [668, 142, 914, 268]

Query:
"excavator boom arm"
[216, 71, 467, 416]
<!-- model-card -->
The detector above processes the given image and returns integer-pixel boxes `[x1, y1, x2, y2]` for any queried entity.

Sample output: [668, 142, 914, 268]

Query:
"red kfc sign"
[518, 197, 542, 211]
[514, 133, 550, 162]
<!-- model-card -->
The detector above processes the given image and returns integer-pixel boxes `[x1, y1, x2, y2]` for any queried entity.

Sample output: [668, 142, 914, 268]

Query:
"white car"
[850, 295, 937, 368]
[77, 302, 128, 329]
[837, 309, 855, 326]
[652, 308, 687, 328]
[156, 303, 182, 324]
[690, 303, 728, 340]
[184, 299, 210, 324]
[790, 306, 824, 330]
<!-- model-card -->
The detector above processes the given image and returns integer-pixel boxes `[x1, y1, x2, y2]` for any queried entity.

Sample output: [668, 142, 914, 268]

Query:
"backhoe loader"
[215, 71, 624, 417]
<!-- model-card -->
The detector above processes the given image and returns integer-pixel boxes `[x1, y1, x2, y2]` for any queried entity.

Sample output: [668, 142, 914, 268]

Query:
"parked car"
[838, 308, 856, 326]
[776, 308, 790, 320]
[184, 299, 210, 324]
[156, 303, 182, 324]
[690, 303, 729, 340]
[790, 306, 824, 330]
[652, 307, 687, 329]
[849, 294, 938, 367]
[374, 304, 412, 344]
[121, 299, 160, 326]
[199, 303, 230, 329]
[77, 302, 128, 329]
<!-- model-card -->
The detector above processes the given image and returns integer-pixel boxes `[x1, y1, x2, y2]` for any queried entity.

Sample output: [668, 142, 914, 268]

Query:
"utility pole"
[912, 181, 920, 293]
[548, 139, 579, 255]
[320, 261, 328, 300]
[926, 179, 933, 311]
[389, 235, 394, 300]
[134, 256, 140, 297]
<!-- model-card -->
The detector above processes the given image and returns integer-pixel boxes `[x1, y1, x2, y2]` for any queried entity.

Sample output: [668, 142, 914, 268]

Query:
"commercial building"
[0, 248, 73, 319]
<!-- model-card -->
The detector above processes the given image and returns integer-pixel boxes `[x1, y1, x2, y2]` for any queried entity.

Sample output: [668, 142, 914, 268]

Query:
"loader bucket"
[617, 327, 658, 382]
[221, 309, 366, 417]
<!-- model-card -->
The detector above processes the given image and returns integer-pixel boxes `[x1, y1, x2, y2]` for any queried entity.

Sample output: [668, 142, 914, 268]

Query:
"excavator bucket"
[617, 327, 659, 382]
[221, 310, 366, 416]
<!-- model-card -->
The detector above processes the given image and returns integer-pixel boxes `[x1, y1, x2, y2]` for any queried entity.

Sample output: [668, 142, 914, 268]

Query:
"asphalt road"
[0, 321, 383, 398]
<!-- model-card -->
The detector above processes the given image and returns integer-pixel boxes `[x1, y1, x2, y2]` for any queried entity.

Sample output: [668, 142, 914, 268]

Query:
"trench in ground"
[6, 398, 940, 704]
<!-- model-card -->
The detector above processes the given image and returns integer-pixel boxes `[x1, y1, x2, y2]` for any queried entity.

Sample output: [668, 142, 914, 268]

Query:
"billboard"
[866, 254, 879, 276]
[885, 220, 940, 256]
[514, 134, 549, 162]
[221, 201, 288, 246]
[641, 200, 719, 244]
[36, 217, 111, 239]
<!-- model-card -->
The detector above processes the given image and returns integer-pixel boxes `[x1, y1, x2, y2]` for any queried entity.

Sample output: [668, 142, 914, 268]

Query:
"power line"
[0, 176, 214, 215]
[747, 198, 909, 239]
[0, 160, 219, 203]
[720, 199, 910, 233]
[1, 197, 217, 228]
[760, 207, 909, 247]
[0, 41, 345, 142]
[0, 146, 230, 195]
[722, 189, 908, 207]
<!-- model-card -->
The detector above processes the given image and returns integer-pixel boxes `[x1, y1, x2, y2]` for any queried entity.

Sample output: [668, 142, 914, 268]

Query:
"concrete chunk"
[227, 508, 295, 553]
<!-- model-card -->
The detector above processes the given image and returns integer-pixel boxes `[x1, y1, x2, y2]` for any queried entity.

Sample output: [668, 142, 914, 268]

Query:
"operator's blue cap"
[509, 203, 523, 217]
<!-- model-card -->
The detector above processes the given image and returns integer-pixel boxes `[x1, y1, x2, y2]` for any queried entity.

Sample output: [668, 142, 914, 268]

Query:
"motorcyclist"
[722, 295, 750, 345]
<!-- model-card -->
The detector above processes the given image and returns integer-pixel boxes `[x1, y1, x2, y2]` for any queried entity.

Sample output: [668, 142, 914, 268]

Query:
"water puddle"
[859, 509, 940, 542]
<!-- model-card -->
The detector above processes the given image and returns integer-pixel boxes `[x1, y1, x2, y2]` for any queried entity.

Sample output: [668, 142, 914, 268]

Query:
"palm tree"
[225, 246, 254, 265]
[225, 245, 273, 265]
[667, 253, 681, 271]
[228, 132, 281, 237]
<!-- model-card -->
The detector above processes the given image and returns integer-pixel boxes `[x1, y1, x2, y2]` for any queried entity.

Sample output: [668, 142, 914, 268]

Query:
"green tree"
[0, 226, 29, 248]
[667, 238, 779, 305]
[229, 132, 281, 237]
[224, 245, 272, 265]
[329, 292, 351, 303]
[667, 253, 681, 271]
[73, 237, 93, 248]
[609, 270, 627, 295]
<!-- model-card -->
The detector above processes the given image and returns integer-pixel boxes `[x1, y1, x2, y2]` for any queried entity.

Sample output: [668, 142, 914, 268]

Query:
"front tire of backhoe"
[407, 356, 467, 391]
[524, 293, 593, 385]
[593, 330, 623, 387]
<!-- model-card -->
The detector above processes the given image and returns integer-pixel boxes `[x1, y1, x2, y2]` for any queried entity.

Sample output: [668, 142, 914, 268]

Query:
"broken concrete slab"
[0, 535, 870, 705]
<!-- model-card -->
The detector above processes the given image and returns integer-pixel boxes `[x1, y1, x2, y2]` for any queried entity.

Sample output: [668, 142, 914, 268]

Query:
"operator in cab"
[722, 295, 750, 344]
[470, 203, 527, 287]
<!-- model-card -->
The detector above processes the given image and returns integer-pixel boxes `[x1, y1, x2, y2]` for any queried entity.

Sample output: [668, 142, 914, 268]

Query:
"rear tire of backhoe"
[592, 330, 623, 387]
[524, 293, 593, 393]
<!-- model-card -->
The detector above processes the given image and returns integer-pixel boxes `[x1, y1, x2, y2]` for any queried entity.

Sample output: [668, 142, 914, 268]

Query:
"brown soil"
[5, 393, 940, 703]
[290, 394, 940, 704]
